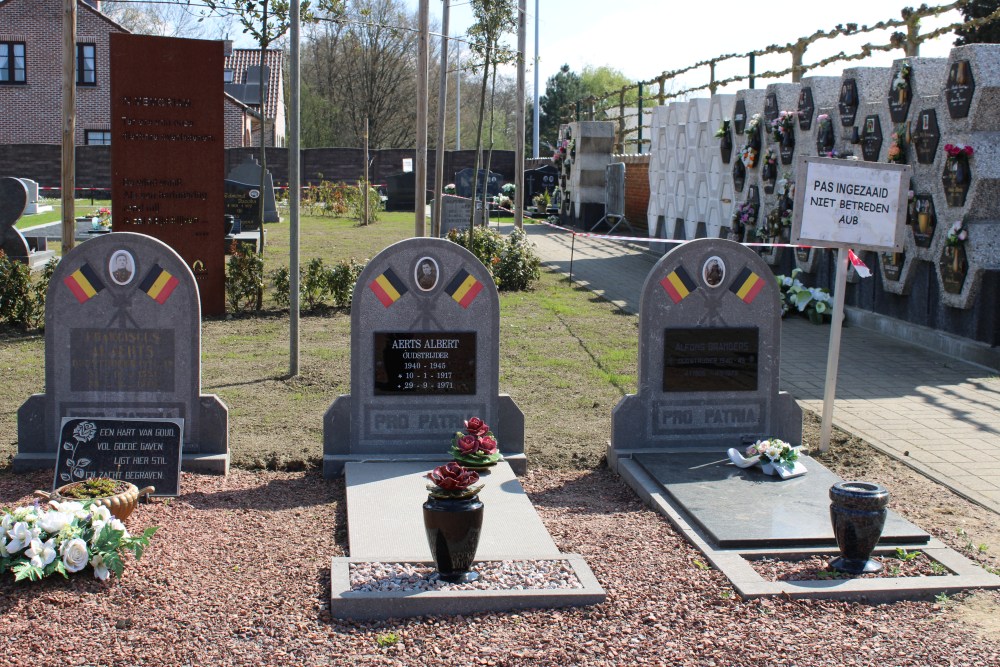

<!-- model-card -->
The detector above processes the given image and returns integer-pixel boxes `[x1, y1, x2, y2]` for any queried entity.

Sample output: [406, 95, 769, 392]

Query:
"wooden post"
[61, 0, 76, 251]
[363, 117, 369, 226]
[415, 0, 429, 236]
[658, 75, 665, 106]
[289, 0, 301, 376]
[617, 88, 626, 154]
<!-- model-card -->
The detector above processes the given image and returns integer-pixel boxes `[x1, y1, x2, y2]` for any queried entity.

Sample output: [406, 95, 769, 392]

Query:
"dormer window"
[224, 68, 234, 83]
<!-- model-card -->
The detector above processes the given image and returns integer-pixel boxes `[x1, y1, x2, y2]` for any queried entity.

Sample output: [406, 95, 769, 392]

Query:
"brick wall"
[223, 97, 250, 147]
[0, 0, 124, 145]
[619, 154, 650, 234]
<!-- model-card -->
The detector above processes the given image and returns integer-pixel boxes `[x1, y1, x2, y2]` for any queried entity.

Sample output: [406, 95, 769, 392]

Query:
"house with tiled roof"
[224, 47, 285, 148]
[0, 0, 253, 148]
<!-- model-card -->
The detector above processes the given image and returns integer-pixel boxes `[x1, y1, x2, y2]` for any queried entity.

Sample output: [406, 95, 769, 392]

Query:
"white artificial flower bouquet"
[1, 500, 157, 582]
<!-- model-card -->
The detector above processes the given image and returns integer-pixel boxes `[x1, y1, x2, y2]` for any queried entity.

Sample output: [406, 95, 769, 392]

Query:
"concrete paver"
[522, 222, 1000, 515]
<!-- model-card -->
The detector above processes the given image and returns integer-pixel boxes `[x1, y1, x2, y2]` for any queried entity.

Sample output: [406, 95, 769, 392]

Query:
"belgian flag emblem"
[660, 266, 697, 304]
[729, 266, 765, 304]
[138, 264, 180, 304]
[63, 263, 105, 303]
[446, 269, 483, 309]
[369, 267, 407, 307]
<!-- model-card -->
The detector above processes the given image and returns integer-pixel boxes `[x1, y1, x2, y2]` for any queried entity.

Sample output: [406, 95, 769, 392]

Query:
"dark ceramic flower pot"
[423, 495, 484, 582]
[829, 481, 890, 573]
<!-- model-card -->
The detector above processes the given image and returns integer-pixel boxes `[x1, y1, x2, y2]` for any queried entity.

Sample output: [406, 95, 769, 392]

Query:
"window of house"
[224, 68, 234, 83]
[85, 130, 111, 146]
[0, 42, 26, 84]
[77, 44, 96, 86]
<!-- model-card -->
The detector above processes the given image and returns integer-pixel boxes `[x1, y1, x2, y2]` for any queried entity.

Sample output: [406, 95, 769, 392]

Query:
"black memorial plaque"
[940, 245, 968, 294]
[733, 99, 748, 135]
[839, 79, 859, 127]
[224, 180, 261, 230]
[524, 165, 558, 202]
[374, 332, 476, 395]
[816, 117, 835, 155]
[797, 88, 814, 130]
[946, 60, 975, 119]
[910, 193, 936, 248]
[732, 158, 746, 193]
[942, 157, 972, 208]
[912, 109, 940, 165]
[882, 252, 905, 282]
[795, 247, 813, 264]
[888, 67, 912, 123]
[861, 115, 883, 162]
[779, 130, 795, 165]
[70, 329, 175, 393]
[56, 417, 183, 496]
[663, 328, 759, 392]
[764, 93, 779, 123]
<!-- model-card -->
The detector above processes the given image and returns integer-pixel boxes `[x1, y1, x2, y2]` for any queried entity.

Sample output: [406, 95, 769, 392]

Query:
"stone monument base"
[323, 393, 526, 478]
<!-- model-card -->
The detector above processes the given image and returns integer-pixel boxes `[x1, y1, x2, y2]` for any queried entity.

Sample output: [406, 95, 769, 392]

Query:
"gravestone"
[225, 156, 279, 225]
[323, 237, 524, 476]
[17, 178, 51, 216]
[454, 168, 502, 199]
[223, 179, 261, 228]
[860, 115, 883, 162]
[524, 164, 558, 203]
[912, 109, 940, 164]
[0, 177, 30, 261]
[946, 59, 975, 119]
[609, 237, 801, 456]
[17, 232, 229, 474]
[436, 194, 481, 237]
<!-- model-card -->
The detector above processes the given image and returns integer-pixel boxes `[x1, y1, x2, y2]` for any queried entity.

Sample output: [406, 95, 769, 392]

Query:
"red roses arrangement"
[944, 143, 974, 158]
[426, 461, 483, 500]
[450, 417, 502, 467]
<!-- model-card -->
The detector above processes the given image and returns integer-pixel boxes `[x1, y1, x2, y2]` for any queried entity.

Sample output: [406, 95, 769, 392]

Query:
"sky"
[399, 0, 967, 97]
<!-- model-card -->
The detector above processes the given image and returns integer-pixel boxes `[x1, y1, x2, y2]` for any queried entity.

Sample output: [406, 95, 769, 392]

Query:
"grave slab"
[345, 461, 559, 561]
[632, 451, 928, 548]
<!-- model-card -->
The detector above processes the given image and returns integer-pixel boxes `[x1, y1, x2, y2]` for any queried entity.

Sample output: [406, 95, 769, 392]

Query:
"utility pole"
[415, 0, 429, 236]
[532, 0, 539, 159]
[289, 0, 301, 376]
[257, 0, 269, 267]
[455, 45, 461, 151]
[62, 0, 76, 251]
[515, 0, 525, 228]
[432, 0, 450, 238]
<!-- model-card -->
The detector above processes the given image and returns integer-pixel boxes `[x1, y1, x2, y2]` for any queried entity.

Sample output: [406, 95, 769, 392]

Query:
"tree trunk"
[468, 45, 491, 246]
[483, 63, 498, 227]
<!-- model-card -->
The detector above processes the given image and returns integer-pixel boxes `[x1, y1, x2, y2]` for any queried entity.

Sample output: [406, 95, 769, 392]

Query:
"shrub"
[0, 252, 56, 329]
[225, 242, 264, 314]
[347, 179, 383, 226]
[269, 258, 368, 311]
[446, 226, 540, 291]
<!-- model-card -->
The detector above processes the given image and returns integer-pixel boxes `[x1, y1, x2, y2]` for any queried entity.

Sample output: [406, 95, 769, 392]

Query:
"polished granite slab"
[633, 452, 930, 548]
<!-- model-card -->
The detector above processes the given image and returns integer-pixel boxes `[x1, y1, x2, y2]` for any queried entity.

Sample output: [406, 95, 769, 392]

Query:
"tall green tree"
[533, 64, 583, 152]
[955, 1, 1000, 44]
[466, 0, 518, 230]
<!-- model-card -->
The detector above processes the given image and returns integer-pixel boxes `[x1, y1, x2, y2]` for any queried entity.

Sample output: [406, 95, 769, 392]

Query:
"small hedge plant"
[270, 257, 367, 311]
[0, 252, 57, 330]
[446, 226, 540, 292]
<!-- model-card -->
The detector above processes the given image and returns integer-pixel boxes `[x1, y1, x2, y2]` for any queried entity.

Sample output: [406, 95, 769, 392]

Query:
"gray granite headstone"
[323, 237, 524, 476]
[436, 194, 481, 237]
[0, 176, 30, 261]
[226, 156, 279, 225]
[17, 232, 229, 473]
[17, 178, 50, 216]
[609, 238, 801, 459]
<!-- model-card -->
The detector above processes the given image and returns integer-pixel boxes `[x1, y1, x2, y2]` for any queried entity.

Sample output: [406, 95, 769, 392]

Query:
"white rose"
[60, 538, 90, 573]
[108, 519, 129, 538]
[90, 520, 107, 546]
[0, 535, 9, 557]
[26, 538, 57, 568]
[90, 553, 110, 581]
[6, 522, 37, 553]
[38, 511, 73, 535]
[53, 501, 85, 515]
[1, 514, 12, 532]
[90, 506, 112, 522]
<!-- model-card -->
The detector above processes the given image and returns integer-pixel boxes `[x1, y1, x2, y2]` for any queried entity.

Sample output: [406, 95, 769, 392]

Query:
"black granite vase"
[829, 481, 890, 574]
[423, 495, 484, 582]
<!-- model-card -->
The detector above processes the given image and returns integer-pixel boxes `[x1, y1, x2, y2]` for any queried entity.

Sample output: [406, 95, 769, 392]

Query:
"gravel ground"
[2, 466, 999, 667]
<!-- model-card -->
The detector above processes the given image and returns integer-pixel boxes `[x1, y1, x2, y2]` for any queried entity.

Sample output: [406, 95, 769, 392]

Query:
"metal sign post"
[791, 156, 911, 452]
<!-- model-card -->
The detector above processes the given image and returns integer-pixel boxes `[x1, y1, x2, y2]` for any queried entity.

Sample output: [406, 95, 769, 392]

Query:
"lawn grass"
[0, 211, 639, 471]
[15, 199, 109, 229]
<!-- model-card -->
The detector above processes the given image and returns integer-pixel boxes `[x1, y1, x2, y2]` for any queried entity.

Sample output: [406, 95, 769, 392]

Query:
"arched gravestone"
[17, 233, 229, 473]
[608, 238, 801, 460]
[0, 176, 30, 261]
[323, 237, 524, 476]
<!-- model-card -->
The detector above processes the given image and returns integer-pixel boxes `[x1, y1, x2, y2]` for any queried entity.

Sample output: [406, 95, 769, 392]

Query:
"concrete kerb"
[330, 555, 606, 621]
[609, 448, 1000, 601]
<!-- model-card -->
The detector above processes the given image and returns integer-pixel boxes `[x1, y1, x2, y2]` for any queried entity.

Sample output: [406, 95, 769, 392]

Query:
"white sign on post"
[792, 156, 910, 252]
[791, 157, 911, 453]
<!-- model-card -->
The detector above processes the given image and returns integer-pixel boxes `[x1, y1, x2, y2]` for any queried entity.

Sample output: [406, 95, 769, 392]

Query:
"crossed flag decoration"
[64, 262, 179, 305]
[659, 264, 765, 305]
